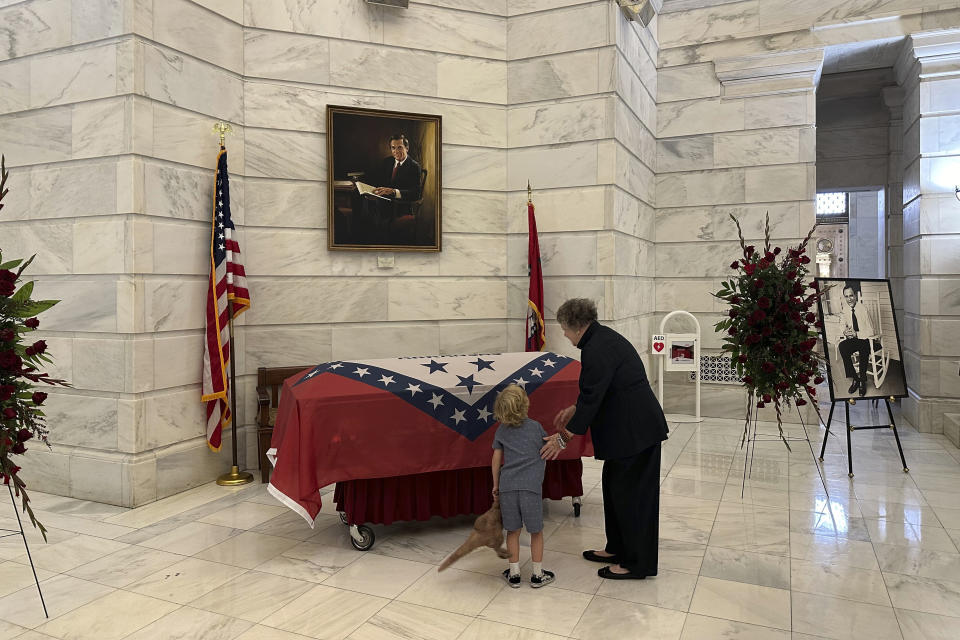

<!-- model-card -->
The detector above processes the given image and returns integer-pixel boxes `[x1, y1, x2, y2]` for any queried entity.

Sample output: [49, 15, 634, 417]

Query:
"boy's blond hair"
[493, 384, 529, 427]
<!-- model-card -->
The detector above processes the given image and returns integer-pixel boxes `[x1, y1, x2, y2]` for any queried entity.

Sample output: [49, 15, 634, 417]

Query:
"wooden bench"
[256, 366, 310, 484]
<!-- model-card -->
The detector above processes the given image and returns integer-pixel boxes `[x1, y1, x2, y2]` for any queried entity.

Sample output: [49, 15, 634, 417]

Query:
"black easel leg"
[819, 402, 835, 461]
[8, 485, 47, 618]
[844, 401, 854, 478]
[885, 399, 909, 473]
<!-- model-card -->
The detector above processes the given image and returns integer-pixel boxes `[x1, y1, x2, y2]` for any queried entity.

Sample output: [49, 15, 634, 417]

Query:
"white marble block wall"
[895, 31, 960, 434]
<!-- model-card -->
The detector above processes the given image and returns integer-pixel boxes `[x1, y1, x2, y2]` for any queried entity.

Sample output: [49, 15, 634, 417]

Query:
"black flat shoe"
[848, 380, 859, 394]
[859, 379, 867, 397]
[598, 566, 647, 580]
[582, 550, 619, 564]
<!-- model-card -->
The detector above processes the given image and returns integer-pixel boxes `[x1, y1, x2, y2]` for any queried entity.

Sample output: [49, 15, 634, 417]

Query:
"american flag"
[201, 149, 250, 451]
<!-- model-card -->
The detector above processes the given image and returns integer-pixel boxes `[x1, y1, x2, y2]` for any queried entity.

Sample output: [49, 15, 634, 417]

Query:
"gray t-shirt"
[492, 417, 548, 493]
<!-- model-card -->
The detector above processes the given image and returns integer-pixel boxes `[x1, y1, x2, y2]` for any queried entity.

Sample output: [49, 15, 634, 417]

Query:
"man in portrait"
[836, 282, 876, 397]
[371, 133, 422, 215]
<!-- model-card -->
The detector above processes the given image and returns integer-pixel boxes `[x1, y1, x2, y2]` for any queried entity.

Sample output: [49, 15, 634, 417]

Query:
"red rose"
[762, 362, 776, 373]
[24, 318, 39, 329]
[754, 279, 765, 288]
[763, 394, 772, 402]
[2, 407, 16, 419]
[8, 465, 20, 475]
[773, 343, 785, 353]
[0, 350, 21, 370]
[30, 340, 47, 355]
[797, 374, 810, 384]
[764, 252, 775, 262]
[31, 392, 47, 405]
[786, 271, 797, 280]
[800, 256, 811, 264]
[750, 310, 767, 323]
[814, 376, 824, 385]
[11, 442, 25, 455]
[761, 326, 772, 336]
[744, 264, 756, 276]
[744, 245, 755, 255]
[729, 310, 738, 318]
[809, 282, 819, 290]
[0, 328, 13, 342]
[814, 321, 823, 328]
[17, 428, 32, 442]
[737, 354, 747, 363]
[730, 261, 740, 269]
[743, 376, 753, 385]
[758, 297, 771, 309]
[730, 296, 741, 304]
[757, 401, 765, 408]
[773, 247, 781, 255]
[805, 313, 816, 323]
[728, 327, 738, 335]
[759, 259, 770, 269]
[0, 270, 15, 297]
[746, 334, 761, 345]
[0, 385, 14, 402]
[796, 398, 807, 406]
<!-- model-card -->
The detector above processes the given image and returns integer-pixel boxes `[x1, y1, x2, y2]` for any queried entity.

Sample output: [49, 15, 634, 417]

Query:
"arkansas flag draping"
[267, 352, 590, 524]
[201, 149, 250, 451]
[525, 199, 545, 351]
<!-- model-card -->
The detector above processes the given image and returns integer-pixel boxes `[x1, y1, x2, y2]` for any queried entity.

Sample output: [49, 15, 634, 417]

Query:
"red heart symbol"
[653, 342, 664, 352]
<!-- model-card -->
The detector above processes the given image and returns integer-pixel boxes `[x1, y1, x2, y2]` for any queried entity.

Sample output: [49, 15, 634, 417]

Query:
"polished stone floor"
[3, 408, 960, 639]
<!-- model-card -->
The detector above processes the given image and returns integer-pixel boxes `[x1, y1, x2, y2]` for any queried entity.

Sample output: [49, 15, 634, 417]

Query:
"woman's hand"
[540, 434, 563, 460]
[492, 487, 499, 499]
[554, 405, 576, 430]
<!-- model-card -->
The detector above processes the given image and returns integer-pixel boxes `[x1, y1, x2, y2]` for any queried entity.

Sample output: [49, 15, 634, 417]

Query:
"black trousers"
[602, 442, 661, 575]
[838, 337, 869, 379]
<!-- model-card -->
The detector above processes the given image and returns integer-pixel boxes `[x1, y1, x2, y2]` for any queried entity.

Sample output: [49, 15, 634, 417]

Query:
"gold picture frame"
[326, 105, 442, 252]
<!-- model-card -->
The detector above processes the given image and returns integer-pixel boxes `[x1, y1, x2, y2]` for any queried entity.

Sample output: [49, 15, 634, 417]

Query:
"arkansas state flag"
[526, 200, 545, 351]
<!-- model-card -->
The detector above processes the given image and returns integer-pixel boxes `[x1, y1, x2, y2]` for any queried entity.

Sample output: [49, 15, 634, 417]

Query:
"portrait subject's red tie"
[391, 163, 398, 181]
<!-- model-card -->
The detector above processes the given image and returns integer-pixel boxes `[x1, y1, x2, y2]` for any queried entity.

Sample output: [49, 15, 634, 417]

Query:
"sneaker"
[502, 569, 521, 588]
[530, 569, 555, 588]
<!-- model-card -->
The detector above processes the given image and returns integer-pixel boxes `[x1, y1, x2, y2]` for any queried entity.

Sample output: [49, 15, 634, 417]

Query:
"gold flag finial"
[527, 180, 532, 204]
[212, 121, 233, 148]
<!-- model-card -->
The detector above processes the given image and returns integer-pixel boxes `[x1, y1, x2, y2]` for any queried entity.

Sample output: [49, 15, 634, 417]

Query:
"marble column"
[655, 47, 821, 420]
[882, 86, 906, 334]
[895, 30, 960, 434]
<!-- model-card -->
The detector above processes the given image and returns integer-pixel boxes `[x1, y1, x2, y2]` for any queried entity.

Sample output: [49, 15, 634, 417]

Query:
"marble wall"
[0, 0, 659, 504]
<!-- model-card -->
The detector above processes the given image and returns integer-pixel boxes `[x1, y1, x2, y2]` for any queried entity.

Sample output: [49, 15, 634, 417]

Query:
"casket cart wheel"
[350, 525, 375, 551]
[572, 496, 582, 517]
[338, 511, 348, 526]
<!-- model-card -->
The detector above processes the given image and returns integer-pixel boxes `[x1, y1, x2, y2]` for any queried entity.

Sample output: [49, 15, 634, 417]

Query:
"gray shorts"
[499, 490, 543, 534]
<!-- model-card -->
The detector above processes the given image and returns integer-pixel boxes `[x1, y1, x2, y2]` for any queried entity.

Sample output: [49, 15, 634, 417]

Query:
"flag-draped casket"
[267, 352, 591, 525]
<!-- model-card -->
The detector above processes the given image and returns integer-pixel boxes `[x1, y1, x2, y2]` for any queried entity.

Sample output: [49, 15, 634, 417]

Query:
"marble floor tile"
[894, 608, 960, 640]
[882, 572, 960, 617]
[262, 584, 388, 638]
[35, 589, 180, 640]
[235, 626, 314, 640]
[191, 570, 313, 622]
[789, 510, 871, 541]
[127, 557, 246, 604]
[708, 510, 791, 556]
[105, 483, 244, 529]
[478, 584, 593, 637]
[723, 483, 791, 509]
[16, 535, 128, 573]
[124, 606, 253, 640]
[570, 595, 686, 640]
[199, 502, 289, 529]
[397, 567, 504, 617]
[65, 545, 184, 588]
[853, 484, 926, 506]
[0, 561, 56, 598]
[791, 592, 901, 640]
[138, 521, 241, 556]
[596, 567, 698, 611]
[788, 533, 879, 570]
[323, 553, 433, 599]
[542, 523, 606, 557]
[256, 538, 364, 583]
[0, 620, 29, 637]
[689, 576, 791, 630]
[790, 559, 889, 606]
[252, 510, 340, 541]
[660, 477, 726, 500]
[27, 511, 136, 540]
[660, 513, 714, 545]
[661, 494, 721, 521]
[457, 619, 567, 640]
[194, 531, 300, 569]
[658, 539, 707, 575]
[858, 501, 939, 527]
[865, 520, 959, 552]
[347, 601, 473, 640]
[930, 505, 960, 529]
[873, 543, 960, 581]
[0, 574, 115, 629]
[679, 614, 790, 640]
[667, 463, 731, 485]
[700, 546, 790, 589]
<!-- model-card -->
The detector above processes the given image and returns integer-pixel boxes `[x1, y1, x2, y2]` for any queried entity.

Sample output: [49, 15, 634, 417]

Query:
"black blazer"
[566, 322, 669, 460]
[377, 156, 422, 202]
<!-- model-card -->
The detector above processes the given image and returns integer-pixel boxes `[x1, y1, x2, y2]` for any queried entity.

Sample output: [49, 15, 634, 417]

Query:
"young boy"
[491, 384, 555, 588]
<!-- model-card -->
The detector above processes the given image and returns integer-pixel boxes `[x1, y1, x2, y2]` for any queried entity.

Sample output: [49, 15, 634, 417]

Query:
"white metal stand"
[655, 310, 703, 423]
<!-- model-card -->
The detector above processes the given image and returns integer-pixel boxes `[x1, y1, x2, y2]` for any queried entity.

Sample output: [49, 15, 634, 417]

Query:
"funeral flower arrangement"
[0, 157, 68, 539]
[712, 214, 827, 443]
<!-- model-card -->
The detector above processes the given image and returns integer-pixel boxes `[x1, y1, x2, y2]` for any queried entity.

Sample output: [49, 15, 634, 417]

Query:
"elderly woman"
[541, 298, 669, 579]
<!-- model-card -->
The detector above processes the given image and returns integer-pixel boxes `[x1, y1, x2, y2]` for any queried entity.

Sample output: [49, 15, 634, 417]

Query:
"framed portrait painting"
[814, 278, 907, 402]
[326, 105, 442, 251]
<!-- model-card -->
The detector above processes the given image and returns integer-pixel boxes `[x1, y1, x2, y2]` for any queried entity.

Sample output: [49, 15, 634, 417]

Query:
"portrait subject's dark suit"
[374, 156, 422, 215]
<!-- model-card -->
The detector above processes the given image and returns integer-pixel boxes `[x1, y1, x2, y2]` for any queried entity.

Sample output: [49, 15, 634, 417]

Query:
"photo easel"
[818, 396, 909, 477]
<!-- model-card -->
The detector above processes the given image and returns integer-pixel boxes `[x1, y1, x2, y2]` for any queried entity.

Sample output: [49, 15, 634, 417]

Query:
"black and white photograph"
[815, 278, 907, 402]
[327, 105, 441, 251]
